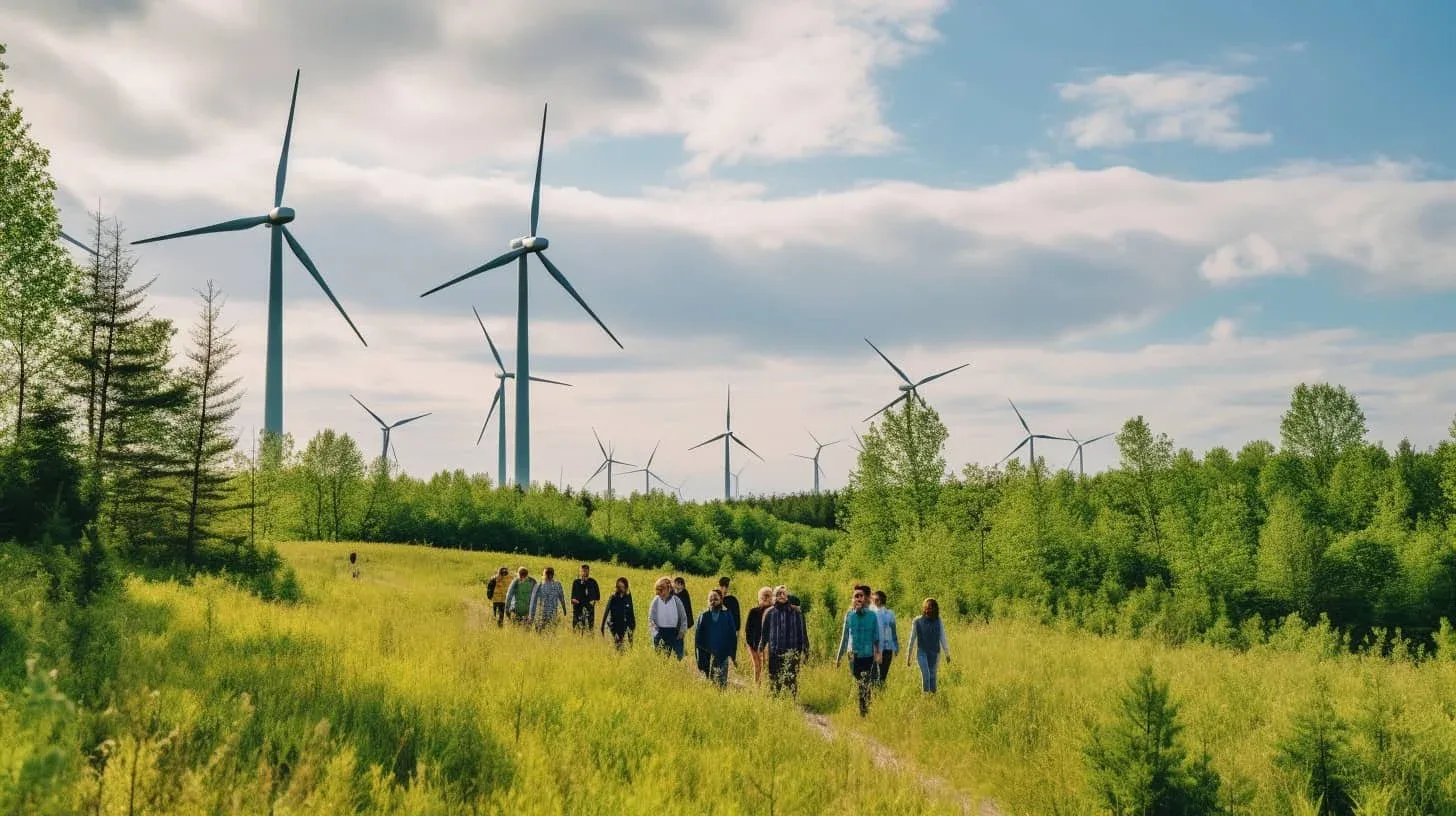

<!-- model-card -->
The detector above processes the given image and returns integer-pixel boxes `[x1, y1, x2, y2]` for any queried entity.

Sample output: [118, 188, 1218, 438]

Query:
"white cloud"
[1058, 69, 1272, 150]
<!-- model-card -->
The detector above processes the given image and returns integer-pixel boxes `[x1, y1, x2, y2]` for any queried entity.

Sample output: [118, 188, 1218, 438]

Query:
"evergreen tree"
[1275, 680, 1356, 816]
[179, 281, 243, 564]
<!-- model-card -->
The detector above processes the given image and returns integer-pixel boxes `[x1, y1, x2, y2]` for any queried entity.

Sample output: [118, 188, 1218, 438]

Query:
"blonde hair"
[757, 586, 773, 604]
[654, 576, 673, 594]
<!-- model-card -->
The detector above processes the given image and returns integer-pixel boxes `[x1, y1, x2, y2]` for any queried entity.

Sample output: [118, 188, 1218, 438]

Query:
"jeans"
[916, 650, 941, 693]
[876, 650, 894, 684]
[491, 602, 505, 627]
[654, 627, 684, 659]
[851, 656, 876, 716]
[608, 629, 632, 650]
[573, 603, 595, 631]
[768, 651, 802, 698]
[703, 653, 731, 687]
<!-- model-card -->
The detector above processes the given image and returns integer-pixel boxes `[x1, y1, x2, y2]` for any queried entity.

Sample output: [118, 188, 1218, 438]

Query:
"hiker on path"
[486, 566, 511, 627]
[648, 576, 689, 659]
[695, 589, 738, 687]
[349, 551, 359, 579]
[759, 585, 809, 699]
[601, 577, 636, 649]
[870, 590, 900, 686]
[717, 576, 741, 632]
[835, 586, 882, 717]
[529, 566, 567, 630]
[744, 586, 773, 687]
[505, 567, 536, 624]
[571, 564, 601, 632]
[673, 576, 694, 630]
[906, 598, 951, 694]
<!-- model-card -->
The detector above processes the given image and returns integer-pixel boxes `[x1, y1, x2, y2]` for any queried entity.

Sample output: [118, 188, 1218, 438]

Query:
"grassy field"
[8, 541, 1456, 815]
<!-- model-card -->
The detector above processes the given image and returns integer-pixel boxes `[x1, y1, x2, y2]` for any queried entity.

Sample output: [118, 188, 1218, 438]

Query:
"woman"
[744, 586, 773, 686]
[528, 566, 567, 630]
[648, 576, 688, 659]
[905, 597, 951, 694]
[600, 577, 636, 649]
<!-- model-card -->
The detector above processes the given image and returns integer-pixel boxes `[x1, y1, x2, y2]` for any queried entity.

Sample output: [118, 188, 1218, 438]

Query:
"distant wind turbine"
[351, 395, 430, 465]
[472, 307, 571, 488]
[998, 399, 1071, 470]
[419, 103, 622, 489]
[586, 428, 633, 499]
[623, 441, 669, 495]
[132, 69, 367, 439]
[690, 386, 763, 501]
[863, 338, 969, 421]
[1065, 430, 1113, 478]
[793, 430, 840, 494]
[733, 464, 749, 499]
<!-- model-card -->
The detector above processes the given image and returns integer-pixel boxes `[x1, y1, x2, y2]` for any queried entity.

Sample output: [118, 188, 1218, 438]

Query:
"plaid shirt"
[759, 604, 809, 655]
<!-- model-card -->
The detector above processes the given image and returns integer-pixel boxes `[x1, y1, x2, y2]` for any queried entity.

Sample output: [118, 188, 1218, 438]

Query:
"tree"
[1275, 680, 1356, 816]
[297, 429, 364, 540]
[881, 398, 949, 530]
[1279, 383, 1367, 484]
[1115, 416, 1174, 555]
[179, 282, 243, 563]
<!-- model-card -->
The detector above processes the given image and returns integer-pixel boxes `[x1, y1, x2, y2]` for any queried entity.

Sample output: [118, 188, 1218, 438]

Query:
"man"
[570, 563, 601, 632]
[717, 576, 741, 633]
[529, 566, 567, 630]
[486, 566, 511, 627]
[673, 576, 694, 630]
[758, 585, 809, 699]
[694, 589, 738, 688]
[870, 589, 899, 685]
[504, 567, 535, 624]
[835, 586, 882, 717]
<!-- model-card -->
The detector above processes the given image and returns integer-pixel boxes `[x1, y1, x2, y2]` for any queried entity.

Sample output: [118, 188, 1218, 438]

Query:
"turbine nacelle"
[898, 384, 914, 392]
[267, 206, 296, 225]
[509, 235, 549, 252]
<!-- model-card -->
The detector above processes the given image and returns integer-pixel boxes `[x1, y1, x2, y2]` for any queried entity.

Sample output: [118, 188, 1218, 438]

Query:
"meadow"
[8, 540, 1456, 815]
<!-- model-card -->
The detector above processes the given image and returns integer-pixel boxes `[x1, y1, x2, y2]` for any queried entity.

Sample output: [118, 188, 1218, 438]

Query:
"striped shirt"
[759, 604, 809, 655]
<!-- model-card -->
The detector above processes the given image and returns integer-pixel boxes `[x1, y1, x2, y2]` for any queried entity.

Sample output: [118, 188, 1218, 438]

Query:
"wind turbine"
[793, 430, 840, 494]
[586, 428, 633, 499]
[351, 395, 430, 465]
[732, 464, 749, 499]
[863, 338, 969, 421]
[1065, 430, 1113, 478]
[623, 441, 669, 495]
[132, 70, 366, 439]
[418, 103, 622, 490]
[690, 386, 763, 501]
[998, 399, 1071, 471]
[60, 229, 97, 256]
[472, 307, 571, 488]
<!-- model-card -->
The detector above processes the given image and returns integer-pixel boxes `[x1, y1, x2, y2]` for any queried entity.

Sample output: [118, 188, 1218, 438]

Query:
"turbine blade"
[472, 306, 506, 371]
[530, 102, 547, 236]
[792, 454, 813, 460]
[1008, 398, 1030, 434]
[585, 460, 608, 484]
[824, 439, 842, 447]
[997, 437, 1031, 465]
[350, 394, 386, 428]
[864, 338, 913, 385]
[281, 226, 367, 346]
[730, 433, 764, 461]
[60, 230, 97, 255]
[527, 376, 572, 386]
[807, 428, 821, 447]
[1032, 433, 1073, 441]
[476, 388, 502, 446]
[536, 253, 623, 348]
[420, 248, 526, 298]
[690, 432, 728, 451]
[726, 385, 732, 431]
[131, 214, 270, 245]
[276, 69, 300, 208]
[1067, 448, 1081, 470]
[863, 392, 908, 423]
[391, 412, 431, 428]
[915, 362, 970, 387]
[646, 441, 659, 468]
[592, 427, 609, 459]
[391, 442, 400, 467]
[1087, 432, 1114, 444]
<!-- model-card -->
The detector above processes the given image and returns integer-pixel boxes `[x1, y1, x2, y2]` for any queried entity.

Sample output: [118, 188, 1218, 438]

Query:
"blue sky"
[4, 0, 1456, 497]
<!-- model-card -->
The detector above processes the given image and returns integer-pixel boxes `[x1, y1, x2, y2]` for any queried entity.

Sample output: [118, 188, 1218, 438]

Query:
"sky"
[4, 0, 1456, 500]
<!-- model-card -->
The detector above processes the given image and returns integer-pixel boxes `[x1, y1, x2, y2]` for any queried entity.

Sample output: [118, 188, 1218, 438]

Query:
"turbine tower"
[472, 307, 571, 488]
[419, 103, 622, 490]
[1065, 430, 1113, 478]
[132, 70, 367, 439]
[863, 338, 969, 421]
[732, 464, 749, 499]
[351, 395, 430, 465]
[623, 441, 668, 495]
[998, 399, 1071, 471]
[586, 428, 633, 499]
[690, 386, 763, 501]
[792, 430, 840, 494]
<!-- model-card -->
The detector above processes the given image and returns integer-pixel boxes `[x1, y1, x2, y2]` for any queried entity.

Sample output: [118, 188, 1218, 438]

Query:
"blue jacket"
[695, 608, 739, 662]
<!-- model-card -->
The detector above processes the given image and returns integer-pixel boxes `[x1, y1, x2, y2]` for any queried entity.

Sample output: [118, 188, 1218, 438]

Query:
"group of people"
[483, 563, 952, 714]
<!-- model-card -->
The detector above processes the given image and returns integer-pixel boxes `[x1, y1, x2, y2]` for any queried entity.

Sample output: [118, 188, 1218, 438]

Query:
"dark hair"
[499, 566, 509, 574]
[673, 576, 685, 586]
[616, 577, 629, 593]
[545, 567, 555, 578]
[853, 583, 871, 598]
[873, 590, 887, 604]
[718, 576, 730, 588]
[922, 598, 939, 619]
[580, 563, 590, 571]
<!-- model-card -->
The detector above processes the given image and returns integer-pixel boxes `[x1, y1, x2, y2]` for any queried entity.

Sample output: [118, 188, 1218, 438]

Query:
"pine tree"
[179, 281, 243, 564]
[1275, 679, 1355, 816]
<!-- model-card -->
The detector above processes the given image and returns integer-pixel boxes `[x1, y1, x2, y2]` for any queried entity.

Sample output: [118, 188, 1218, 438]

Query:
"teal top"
[836, 607, 882, 660]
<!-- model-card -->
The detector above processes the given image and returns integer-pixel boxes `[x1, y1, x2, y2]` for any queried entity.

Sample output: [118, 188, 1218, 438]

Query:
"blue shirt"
[836, 608, 881, 660]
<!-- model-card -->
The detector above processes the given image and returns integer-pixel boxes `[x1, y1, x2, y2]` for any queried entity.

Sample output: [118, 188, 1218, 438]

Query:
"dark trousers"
[573, 603, 595, 631]
[876, 650, 893, 684]
[702, 653, 731, 687]
[608, 629, 632, 650]
[653, 627, 684, 659]
[851, 656, 876, 716]
[768, 651, 802, 699]
[491, 602, 505, 627]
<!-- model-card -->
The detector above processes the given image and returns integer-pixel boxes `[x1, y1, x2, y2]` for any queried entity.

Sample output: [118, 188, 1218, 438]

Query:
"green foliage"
[1280, 383, 1368, 485]
[1275, 680, 1356, 816]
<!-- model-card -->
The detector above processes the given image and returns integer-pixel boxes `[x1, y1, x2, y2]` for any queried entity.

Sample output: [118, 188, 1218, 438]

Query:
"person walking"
[869, 589, 899, 685]
[694, 589, 738, 687]
[835, 586, 882, 717]
[504, 567, 535, 624]
[571, 563, 601, 633]
[486, 566, 511, 627]
[528, 567, 567, 630]
[717, 576, 741, 633]
[759, 585, 809, 699]
[600, 577, 636, 649]
[348, 551, 359, 579]
[649, 576, 689, 659]
[906, 598, 951, 694]
[744, 586, 772, 687]
[672, 576, 694, 631]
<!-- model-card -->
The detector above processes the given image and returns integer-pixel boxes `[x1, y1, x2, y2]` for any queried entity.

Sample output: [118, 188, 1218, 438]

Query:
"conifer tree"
[1275, 680, 1355, 816]
[180, 281, 243, 564]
